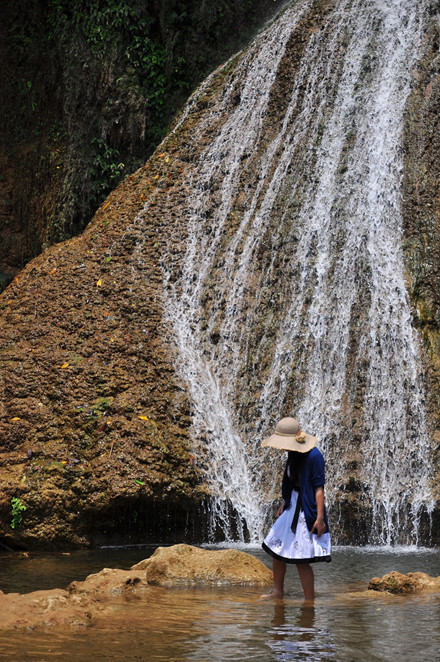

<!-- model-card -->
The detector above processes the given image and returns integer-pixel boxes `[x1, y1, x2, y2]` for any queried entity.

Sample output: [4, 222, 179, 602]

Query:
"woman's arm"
[311, 486, 327, 536]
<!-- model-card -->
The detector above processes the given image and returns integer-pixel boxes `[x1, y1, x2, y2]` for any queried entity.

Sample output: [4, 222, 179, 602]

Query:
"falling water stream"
[159, 0, 435, 545]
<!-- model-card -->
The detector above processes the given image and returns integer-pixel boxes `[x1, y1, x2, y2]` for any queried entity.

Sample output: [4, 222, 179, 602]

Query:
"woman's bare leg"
[296, 563, 314, 601]
[261, 558, 286, 598]
[272, 558, 286, 596]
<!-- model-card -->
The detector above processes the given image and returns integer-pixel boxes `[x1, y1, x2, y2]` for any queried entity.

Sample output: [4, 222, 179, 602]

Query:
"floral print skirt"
[262, 490, 331, 564]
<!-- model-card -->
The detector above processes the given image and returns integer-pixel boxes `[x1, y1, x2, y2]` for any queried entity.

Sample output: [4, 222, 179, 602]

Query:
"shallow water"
[0, 546, 439, 661]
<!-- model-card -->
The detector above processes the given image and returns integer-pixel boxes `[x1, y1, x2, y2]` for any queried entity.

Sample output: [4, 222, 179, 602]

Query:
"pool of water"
[0, 545, 439, 661]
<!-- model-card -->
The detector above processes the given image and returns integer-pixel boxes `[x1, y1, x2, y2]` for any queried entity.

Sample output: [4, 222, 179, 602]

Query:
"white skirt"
[262, 490, 331, 564]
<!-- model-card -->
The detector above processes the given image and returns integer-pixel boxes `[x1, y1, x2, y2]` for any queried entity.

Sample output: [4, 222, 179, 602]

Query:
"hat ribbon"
[275, 430, 307, 443]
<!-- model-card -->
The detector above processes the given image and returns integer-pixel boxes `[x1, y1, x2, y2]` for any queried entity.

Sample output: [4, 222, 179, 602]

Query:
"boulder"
[368, 571, 440, 594]
[131, 543, 273, 586]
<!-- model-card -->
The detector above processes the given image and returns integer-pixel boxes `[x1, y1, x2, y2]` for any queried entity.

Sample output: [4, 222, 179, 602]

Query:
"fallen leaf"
[135, 479, 145, 485]
[96, 279, 102, 286]
[138, 415, 149, 421]
[49, 268, 57, 275]
[11, 417, 21, 421]
[60, 363, 69, 369]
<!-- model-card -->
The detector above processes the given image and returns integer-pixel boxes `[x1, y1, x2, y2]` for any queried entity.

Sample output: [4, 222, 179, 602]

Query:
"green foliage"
[3, 0, 286, 256]
[125, 38, 168, 135]
[11, 497, 26, 529]
[93, 397, 113, 413]
[48, 0, 171, 142]
[90, 138, 125, 207]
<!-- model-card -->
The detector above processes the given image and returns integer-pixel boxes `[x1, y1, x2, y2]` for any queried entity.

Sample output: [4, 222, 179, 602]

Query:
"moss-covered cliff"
[402, 10, 440, 522]
[1, 0, 439, 550]
[0, 150, 200, 549]
[0, 0, 286, 288]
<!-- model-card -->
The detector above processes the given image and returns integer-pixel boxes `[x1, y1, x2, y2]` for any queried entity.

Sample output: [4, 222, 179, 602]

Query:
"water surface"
[0, 546, 438, 661]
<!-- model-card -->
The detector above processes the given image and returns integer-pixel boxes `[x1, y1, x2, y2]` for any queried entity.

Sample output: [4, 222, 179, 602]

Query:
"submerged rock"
[368, 571, 440, 594]
[68, 544, 272, 594]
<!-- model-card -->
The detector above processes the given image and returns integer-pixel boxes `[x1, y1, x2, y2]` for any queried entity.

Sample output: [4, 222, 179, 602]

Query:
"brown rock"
[68, 567, 151, 596]
[132, 544, 273, 586]
[1, 2, 439, 550]
[0, 588, 101, 630]
[368, 571, 440, 594]
[0, 545, 271, 630]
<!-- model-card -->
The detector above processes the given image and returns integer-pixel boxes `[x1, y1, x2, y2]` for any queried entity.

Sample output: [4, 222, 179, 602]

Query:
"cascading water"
[159, 0, 435, 544]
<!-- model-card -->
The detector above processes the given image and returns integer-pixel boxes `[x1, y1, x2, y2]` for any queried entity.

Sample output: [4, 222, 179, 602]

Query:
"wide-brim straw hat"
[261, 417, 317, 453]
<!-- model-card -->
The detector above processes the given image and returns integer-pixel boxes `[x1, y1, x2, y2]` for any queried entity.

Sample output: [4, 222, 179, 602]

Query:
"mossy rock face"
[1, 2, 440, 549]
[402, 15, 440, 508]
[0, 159, 206, 548]
[0, 0, 287, 286]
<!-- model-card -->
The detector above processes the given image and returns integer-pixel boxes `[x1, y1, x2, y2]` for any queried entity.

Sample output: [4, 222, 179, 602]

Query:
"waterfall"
[160, 0, 435, 544]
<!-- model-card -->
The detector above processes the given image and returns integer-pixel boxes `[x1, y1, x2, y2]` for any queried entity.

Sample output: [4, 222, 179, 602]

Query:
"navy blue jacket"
[281, 447, 329, 533]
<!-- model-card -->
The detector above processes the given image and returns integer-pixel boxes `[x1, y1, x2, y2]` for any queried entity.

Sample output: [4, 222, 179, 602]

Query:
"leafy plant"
[90, 138, 125, 206]
[11, 497, 26, 529]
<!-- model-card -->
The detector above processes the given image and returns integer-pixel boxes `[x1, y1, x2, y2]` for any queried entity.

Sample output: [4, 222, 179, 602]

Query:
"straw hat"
[261, 417, 317, 453]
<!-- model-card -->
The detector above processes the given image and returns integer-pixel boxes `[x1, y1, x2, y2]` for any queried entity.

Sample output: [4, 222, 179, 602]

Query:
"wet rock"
[0, 545, 272, 630]
[0, 1, 439, 550]
[131, 543, 273, 586]
[68, 567, 150, 596]
[0, 588, 102, 630]
[368, 571, 440, 594]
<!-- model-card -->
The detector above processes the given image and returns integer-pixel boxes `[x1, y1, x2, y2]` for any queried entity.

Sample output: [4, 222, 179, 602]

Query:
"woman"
[261, 417, 331, 601]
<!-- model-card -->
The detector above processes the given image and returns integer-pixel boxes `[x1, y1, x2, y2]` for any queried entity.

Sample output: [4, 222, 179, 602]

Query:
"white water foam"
[161, 0, 434, 544]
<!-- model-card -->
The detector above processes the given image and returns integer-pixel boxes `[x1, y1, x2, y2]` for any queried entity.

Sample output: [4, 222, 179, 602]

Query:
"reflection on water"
[267, 604, 336, 661]
[0, 545, 159, 594]
[0, 547, 439, 661]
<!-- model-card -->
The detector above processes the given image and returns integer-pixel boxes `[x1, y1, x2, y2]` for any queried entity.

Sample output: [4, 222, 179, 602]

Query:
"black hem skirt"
[262, 489, 332, 565]
[262, 542, 332, 565]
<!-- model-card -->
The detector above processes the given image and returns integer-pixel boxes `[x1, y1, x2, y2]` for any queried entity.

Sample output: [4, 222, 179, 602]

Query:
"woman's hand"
[276, 503, 285, 518]
[311, 518, 327, 537]
[312, 486, 326, 536]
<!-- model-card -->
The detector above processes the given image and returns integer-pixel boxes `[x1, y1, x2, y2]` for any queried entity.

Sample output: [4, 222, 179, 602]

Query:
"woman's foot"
[259, 589, 284, 599]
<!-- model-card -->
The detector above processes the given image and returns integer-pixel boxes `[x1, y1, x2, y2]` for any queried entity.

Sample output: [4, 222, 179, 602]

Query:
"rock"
[368, 571, 440, 594]
[68, 567, 151, 596]
[131, 543, 273, 586]
[0, 588, 102, 630]
[0, 545, 272, 630]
